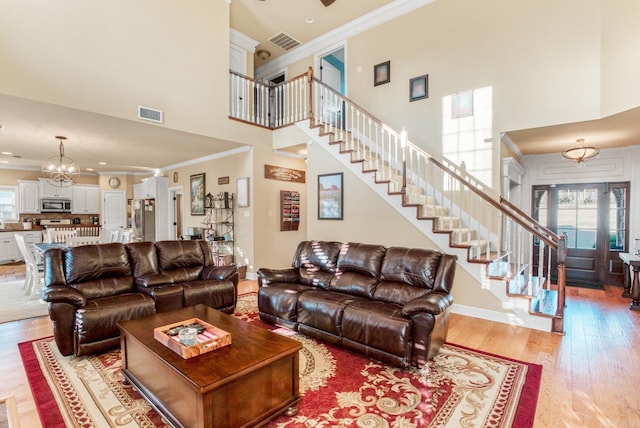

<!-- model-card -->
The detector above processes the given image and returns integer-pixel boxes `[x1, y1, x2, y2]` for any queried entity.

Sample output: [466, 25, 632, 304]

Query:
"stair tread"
[507, 275, 545, 298]
[529, 289, 559, 317]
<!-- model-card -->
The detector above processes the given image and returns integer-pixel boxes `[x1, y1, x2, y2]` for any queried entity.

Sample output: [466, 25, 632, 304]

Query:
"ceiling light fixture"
[256, 49, 271, 61]
[41, 136, 79, 187]
[562, 138, 599, 164]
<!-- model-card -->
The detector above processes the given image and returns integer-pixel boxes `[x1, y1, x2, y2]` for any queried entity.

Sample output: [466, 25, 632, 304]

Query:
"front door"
[532, 182, 629, 287]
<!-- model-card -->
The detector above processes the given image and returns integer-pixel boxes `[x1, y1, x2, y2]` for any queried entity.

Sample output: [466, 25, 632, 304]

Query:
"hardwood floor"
[1, 263, 639, 427]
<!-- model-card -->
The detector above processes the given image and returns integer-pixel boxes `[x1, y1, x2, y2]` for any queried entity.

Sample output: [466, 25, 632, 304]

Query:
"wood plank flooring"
[1, 263, 639, 427]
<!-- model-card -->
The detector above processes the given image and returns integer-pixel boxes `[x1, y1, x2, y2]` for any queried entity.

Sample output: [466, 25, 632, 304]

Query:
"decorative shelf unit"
[280, 191, 300, 231]
[203, 194, 234, 266]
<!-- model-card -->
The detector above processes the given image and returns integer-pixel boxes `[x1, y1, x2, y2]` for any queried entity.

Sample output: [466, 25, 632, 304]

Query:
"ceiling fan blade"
[320, 0, 336, 6]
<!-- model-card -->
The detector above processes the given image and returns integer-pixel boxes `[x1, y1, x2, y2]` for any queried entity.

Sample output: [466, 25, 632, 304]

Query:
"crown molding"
[255, 0, 437, 79]
[162, 145, 251, 171]
[230, 28, 259, 53]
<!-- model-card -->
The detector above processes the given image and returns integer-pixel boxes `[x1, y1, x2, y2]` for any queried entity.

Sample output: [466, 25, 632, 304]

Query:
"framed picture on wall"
[190, 173, 206, 215]
[374, 61, 390, 86]
[318, 172, 343, 220]
[409, 74, 428, 102]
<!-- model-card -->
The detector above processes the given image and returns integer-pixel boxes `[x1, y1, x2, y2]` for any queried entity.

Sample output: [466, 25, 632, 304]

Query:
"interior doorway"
[532, 182, 629, 288]
[169, 187, 184, 240]
[315, 44, 346, 128]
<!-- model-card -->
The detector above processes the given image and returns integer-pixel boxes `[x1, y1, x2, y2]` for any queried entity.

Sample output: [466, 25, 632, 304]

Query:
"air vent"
[268, 32, 301, 51]
[138, 106, 163, 123]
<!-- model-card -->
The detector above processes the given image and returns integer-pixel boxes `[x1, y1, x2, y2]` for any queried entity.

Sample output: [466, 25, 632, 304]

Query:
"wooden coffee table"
[118, 304, 301, 428]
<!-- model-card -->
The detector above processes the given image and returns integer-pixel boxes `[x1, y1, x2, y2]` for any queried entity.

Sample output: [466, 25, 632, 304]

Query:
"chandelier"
[42, 136, 79, 187]
[562, 138, 599, 164]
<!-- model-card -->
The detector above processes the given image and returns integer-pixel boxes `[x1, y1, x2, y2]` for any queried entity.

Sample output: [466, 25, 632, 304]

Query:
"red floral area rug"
[19, 293, 541, 427]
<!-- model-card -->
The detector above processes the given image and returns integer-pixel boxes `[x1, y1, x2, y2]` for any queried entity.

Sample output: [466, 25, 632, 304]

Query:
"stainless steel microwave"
[41, 198, 72, 213]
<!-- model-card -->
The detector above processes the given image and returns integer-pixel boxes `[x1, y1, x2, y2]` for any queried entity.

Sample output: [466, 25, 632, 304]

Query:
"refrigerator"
[132, 199, 156, 241]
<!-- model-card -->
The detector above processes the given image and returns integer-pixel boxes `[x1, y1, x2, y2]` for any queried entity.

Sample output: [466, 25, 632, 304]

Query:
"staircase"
[229, 68, 567, 333]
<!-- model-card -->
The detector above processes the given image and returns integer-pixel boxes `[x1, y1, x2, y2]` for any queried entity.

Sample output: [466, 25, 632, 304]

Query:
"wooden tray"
[154, 317, 232, 359]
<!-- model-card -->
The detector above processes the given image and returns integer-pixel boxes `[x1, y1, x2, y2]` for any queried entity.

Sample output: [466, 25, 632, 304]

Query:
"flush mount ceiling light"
[41, 135, 79, 187]
[562, 138, 599, 164]
[256, 49, 271, 61]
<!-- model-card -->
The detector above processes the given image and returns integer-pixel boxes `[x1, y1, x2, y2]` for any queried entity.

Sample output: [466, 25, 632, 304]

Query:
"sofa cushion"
[155, 240, 205, 271]
[71, 276, 137, 301]
[258, 282, 312, 327]
[126, 241, 159, 277]
[75, 293, 155, 356]
[181, 279, 236, 311]
[380, 247, 443, 289]
[341, 300, 411, 358]
[297, 290, 359, 336]
[331, 242, 385, 298]
[64, 243, 131, 284]
[293, 241, 341, 289]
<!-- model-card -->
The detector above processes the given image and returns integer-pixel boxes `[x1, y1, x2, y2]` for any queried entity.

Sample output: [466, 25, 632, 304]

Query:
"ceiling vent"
[138, 106, 163, 124]
[268, 32, 301, 51]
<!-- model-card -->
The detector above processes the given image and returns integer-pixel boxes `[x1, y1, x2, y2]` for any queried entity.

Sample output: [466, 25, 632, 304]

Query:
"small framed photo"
[190, 173, 206, 215]
[318, 173, 343, 220]
[374, 61, 390, 86]
[409, 74, 428, 102]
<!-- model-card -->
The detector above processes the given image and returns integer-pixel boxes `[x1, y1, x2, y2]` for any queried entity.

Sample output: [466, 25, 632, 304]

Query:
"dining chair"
[120, 229, 133, 244]
[15, 233, 44, 299]
[47, 229, 78, 245]
[68, 236, 102, 247]
[109, 229, 120, 243]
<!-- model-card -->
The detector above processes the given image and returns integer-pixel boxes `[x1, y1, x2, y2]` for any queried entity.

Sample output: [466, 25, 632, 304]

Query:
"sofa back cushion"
[64, 243, 135, 299]
[125, 241, 159, 277]
[330, 242, 385, 298]
[374, 247, 444, 305]
[155, 240, 205, 282]
[292, 240, 341, 289]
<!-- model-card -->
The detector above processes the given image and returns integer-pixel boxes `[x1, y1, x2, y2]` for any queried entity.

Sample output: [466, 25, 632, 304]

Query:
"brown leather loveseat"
[257, 241, 457, 368]
[43, 240, 238, 356]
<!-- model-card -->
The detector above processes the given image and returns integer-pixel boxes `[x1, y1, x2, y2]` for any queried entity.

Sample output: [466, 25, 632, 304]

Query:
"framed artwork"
[452, 90, 474, 119]
[409, 74, 428, 102]
[218, 176, 230, 185]
[190, 173, 206, 215]
[374, 61, 390, 86]
[236, 177, 250, 207]
[318, 172, 343, 220]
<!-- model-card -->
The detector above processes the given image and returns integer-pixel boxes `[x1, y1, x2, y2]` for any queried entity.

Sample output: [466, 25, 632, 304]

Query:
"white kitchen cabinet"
[133, 176, 165, 199]
[0, 232, 21, 264]
[18, 180, 40, 214]
[39, 178, 72, 199]
[72, 185, 100, 214]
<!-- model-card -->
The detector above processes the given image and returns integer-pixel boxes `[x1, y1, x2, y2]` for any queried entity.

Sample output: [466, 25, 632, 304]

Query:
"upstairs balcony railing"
[229, 68, 566, 332]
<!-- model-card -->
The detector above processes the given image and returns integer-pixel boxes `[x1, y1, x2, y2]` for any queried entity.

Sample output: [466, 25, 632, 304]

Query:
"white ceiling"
[1, 0, 638, 174]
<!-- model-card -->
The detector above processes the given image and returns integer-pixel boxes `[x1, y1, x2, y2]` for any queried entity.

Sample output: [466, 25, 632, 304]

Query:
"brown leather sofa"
[257, 241, 457, 368]
[42, 240, 238, 357]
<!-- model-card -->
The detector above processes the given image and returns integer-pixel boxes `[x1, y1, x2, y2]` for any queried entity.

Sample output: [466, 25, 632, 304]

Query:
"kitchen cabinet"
[18, 180, 40, 214]
[134, 176, 166, 199]
[39, 178, 72, 199]
[72, 185, 100, 214]
[0, 232, 21, 264]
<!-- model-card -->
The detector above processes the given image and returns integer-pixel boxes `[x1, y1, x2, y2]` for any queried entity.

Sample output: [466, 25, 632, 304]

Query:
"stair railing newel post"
[555, 233, 567, 332]
[307, 67, 314, 123]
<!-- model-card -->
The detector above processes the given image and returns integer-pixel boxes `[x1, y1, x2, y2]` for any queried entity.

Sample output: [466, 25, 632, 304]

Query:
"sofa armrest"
[256, 268, 300, 287]
[401, 292, 453, 316]
[42, 285, 87, 307]
[136, 273, 175, 288]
